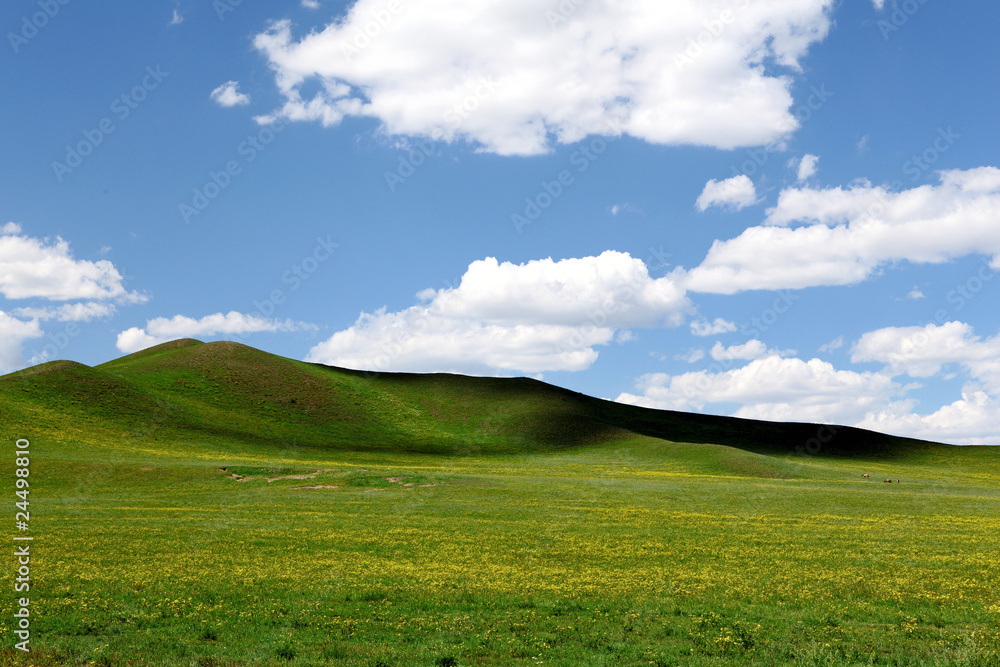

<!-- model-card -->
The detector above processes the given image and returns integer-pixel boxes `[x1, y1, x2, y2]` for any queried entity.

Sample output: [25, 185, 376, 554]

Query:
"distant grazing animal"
[883, 478, 892, 483]
[862, 473, 870, 478]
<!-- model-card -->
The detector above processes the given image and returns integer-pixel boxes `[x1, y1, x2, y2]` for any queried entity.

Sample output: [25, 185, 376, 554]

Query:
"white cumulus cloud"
[308, 309, 613, 375]
[0, 225, 143, 302]
[617, 354, 899, 425]
[818, 335, 844, 353]
[796, 153, 819, 181]
[306, 251, 690, 374]
[0, 312, 43, 374]
[690, 317, 737, 337]
[210, 81, 250, 107]
[13, 302, 116, 322]
[676, 348, 705, 364]
[857, 391, 1000, 447]
[696, 175, 759, 212]
[847, 323, 1000, 444]
[618, 321, 1000, 445]
[116, 312, 316, 354]
[252, 0, 835, 155]
[686, 166, 1000, 294]
[710, 340, 771, 361]
[852, 321, 1000, 391]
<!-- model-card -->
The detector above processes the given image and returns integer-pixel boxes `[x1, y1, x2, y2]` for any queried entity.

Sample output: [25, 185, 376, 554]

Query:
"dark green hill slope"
[1, 340, 627, 454]
[0, 339, 970, 462]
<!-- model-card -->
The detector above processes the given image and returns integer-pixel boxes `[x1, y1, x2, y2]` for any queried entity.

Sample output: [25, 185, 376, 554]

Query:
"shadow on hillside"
[325, 366, 944, 460]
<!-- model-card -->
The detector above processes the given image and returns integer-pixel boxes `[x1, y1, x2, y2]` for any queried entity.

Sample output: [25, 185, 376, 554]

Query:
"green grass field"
[1, 340, 998, 666]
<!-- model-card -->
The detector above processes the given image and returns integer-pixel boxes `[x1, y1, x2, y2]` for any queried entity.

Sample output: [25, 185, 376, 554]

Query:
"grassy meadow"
[1, 340, 998, 666]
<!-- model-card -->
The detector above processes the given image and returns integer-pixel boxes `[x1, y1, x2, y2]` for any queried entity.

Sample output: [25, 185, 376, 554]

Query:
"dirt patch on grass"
[267, 470, 321, 482]
[221, 466, 340, 484]
[224, 467, 436, 491]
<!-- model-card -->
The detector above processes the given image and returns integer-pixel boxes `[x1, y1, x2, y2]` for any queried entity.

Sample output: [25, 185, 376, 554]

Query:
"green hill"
[0, 338, 964, 463]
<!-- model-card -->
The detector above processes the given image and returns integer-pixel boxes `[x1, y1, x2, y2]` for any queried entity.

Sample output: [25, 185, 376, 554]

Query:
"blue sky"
[3, 0, 999, 445]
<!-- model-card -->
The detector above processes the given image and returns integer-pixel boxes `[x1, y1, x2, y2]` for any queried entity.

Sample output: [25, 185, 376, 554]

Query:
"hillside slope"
[0, 339, 966, 461]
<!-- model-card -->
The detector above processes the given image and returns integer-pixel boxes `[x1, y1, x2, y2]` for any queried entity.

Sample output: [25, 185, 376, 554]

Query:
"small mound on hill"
[1, 359, 91, 380]
[0, 359, 172, 436]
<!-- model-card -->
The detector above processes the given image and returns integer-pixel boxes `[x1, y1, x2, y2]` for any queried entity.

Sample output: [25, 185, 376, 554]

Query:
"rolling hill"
[0, 338, 963, 461]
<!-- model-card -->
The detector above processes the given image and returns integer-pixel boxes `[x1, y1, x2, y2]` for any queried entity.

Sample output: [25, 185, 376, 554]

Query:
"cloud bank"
[117, 312, 317, 354]
[686, 167, 1000, 293]
[0, 223, 142, 302]
[306, 251, 690, 373]
[0, 223, 142, 371]
[253, 0, 835, 155]
[618, 321, 1000, 445]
